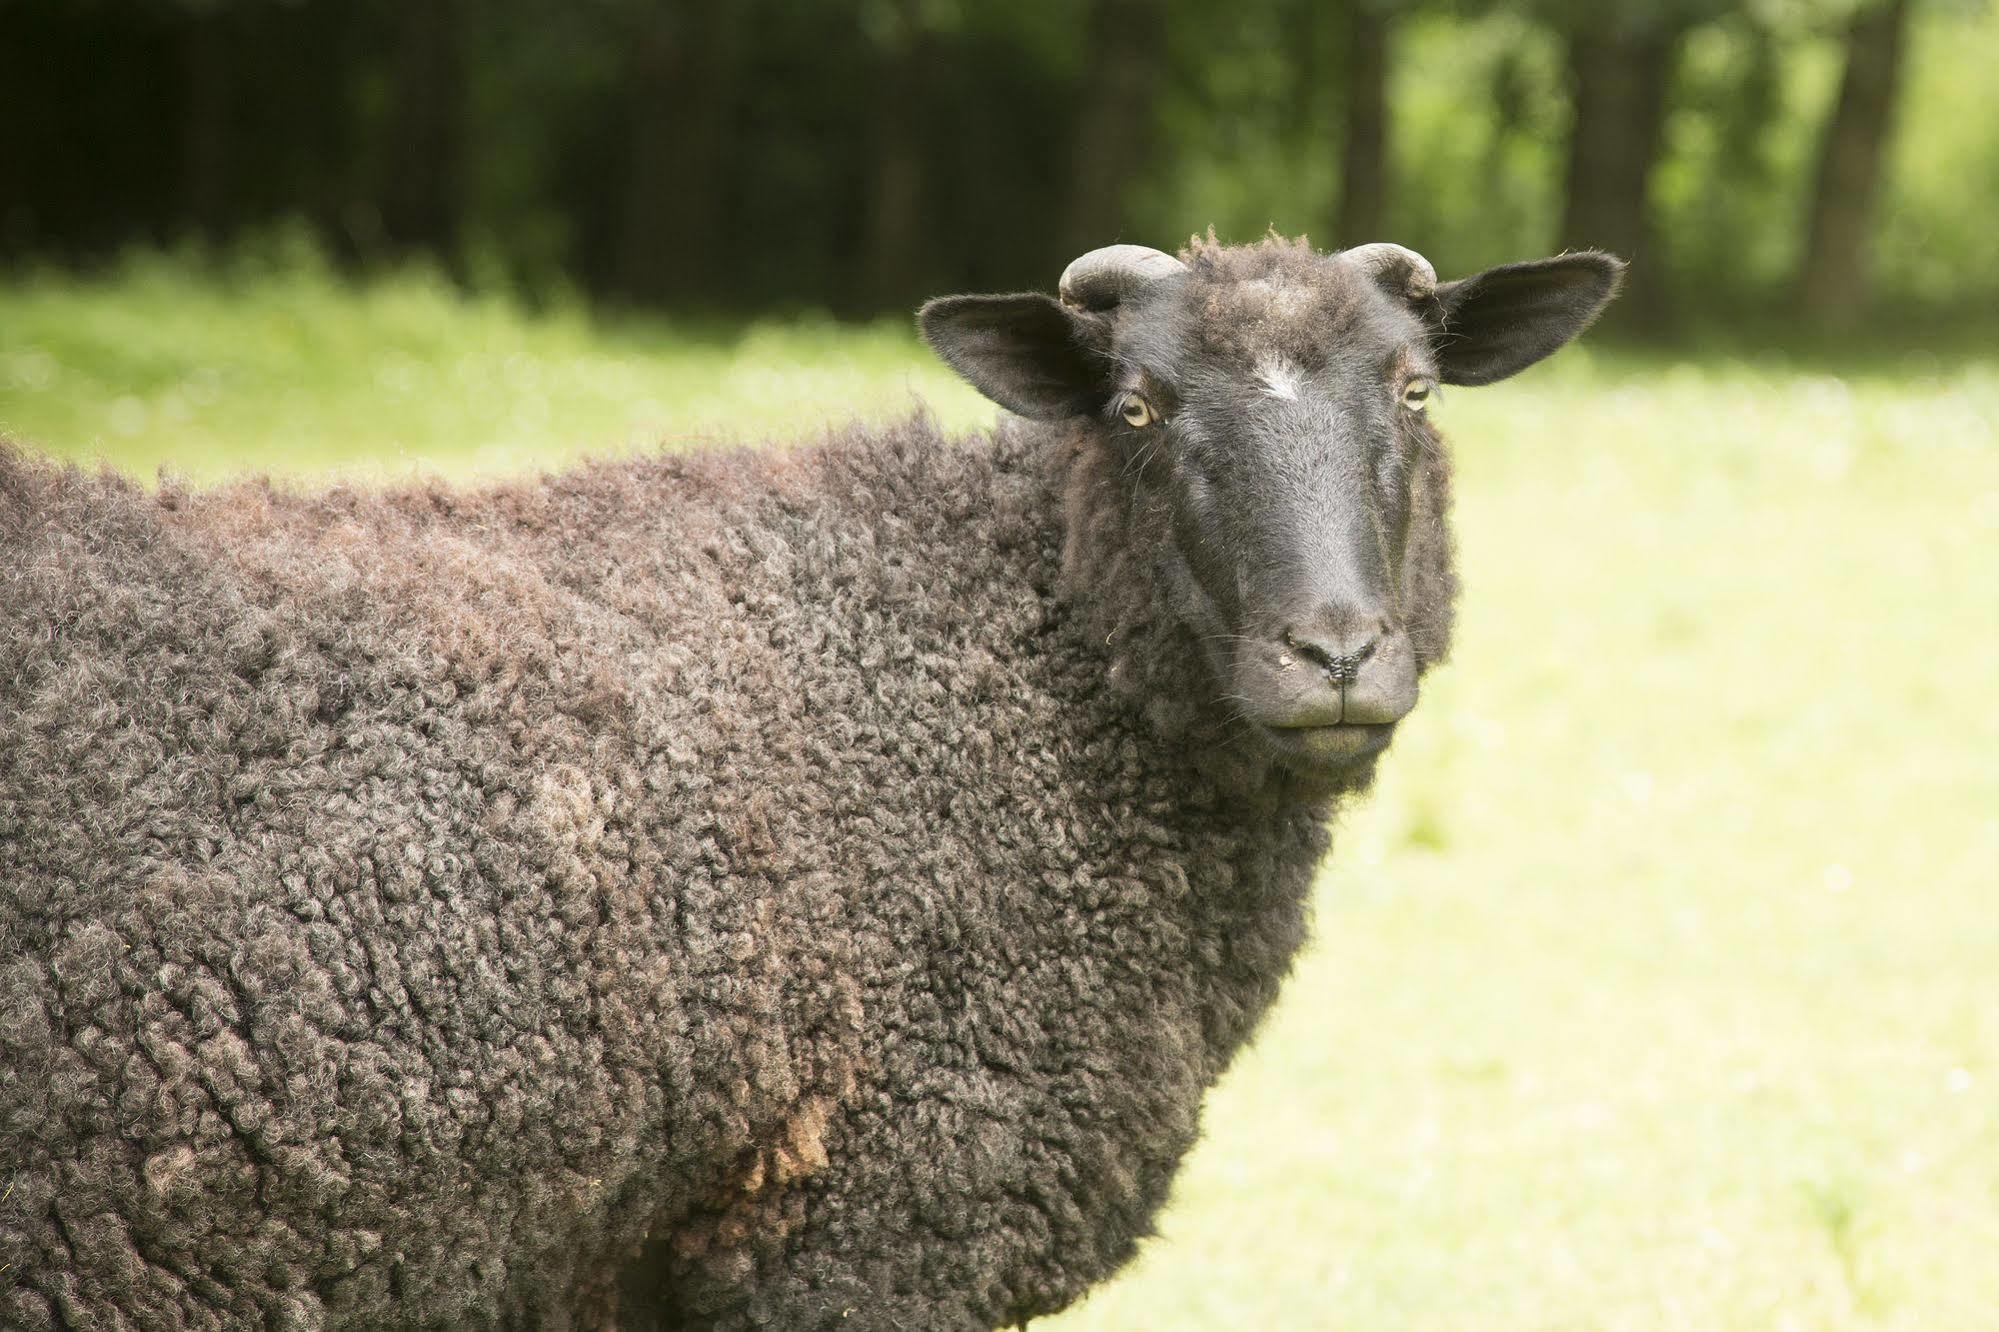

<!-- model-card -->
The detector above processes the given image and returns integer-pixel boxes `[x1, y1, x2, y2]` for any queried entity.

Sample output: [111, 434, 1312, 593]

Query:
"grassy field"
[5, 256, 1997, 1330]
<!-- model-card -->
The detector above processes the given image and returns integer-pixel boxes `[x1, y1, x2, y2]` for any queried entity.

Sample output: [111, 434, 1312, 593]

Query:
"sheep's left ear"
[1430, 253, 1625, 386]
[918, 293, 1109, 419]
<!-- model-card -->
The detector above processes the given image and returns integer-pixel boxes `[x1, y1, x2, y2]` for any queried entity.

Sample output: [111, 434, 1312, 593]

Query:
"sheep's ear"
[1430, 253, 1625, 387]
[919, 293, 1108, 419]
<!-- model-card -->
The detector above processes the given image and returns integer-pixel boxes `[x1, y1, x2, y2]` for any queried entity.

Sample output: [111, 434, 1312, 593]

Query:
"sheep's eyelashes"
[1400, 379, 1434, 412]
[1119, 393, 1159, 428]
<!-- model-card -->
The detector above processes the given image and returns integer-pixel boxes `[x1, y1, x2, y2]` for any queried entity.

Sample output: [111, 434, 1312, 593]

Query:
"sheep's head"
[921, 234, 1621, 779]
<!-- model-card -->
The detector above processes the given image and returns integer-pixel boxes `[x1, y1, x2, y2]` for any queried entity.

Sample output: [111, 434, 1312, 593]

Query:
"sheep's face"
[922, 237, 1620, 775]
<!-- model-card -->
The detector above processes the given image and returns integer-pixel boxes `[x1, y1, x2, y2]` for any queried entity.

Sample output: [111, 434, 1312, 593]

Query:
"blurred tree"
[861, 0, 935, 308]
[1797, 0, 1913, 325]
[1380, 10, 1568, 272]
[1551, 3, 1694, 328]
[1334, 0, 1392, 245]
[612, 3, 739, 305]
[1475, 33, 1547, 237]
[381, 0, 465, 255]
[1064, 0, 1165, 250]
[1667, 14, 1785, 297]
[179, 0, 231, 232]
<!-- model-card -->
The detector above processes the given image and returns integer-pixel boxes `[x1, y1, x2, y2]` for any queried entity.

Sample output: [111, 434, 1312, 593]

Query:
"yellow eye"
[1120, 393, 1157, 428]
[1401, 378, 1434, 412]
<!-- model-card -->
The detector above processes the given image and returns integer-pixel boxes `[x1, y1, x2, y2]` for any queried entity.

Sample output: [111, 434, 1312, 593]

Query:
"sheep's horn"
[1343, 242, 1437, 301]
[1058, 244, 1187, 311]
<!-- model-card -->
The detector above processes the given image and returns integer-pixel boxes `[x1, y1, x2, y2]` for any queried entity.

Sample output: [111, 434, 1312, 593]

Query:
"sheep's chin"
[1256, 721, 1397, 769]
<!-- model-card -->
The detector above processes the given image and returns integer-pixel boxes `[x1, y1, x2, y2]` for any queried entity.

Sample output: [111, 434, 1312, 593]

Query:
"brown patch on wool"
[669, 1093, 844, 1260]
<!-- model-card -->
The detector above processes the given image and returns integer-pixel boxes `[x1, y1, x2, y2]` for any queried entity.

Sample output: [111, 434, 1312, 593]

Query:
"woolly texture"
[0, 378, 1455, 1324]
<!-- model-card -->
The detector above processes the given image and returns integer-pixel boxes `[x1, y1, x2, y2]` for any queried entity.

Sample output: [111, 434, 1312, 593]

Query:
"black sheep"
[0, 234, 1620, 1329]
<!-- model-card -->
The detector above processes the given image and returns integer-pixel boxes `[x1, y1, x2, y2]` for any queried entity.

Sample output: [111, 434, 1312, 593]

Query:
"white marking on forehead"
[1255, 355, 1302, 402]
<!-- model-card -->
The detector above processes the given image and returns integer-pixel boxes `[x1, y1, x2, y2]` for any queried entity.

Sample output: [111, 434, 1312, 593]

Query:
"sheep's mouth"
[1256, 721, 1396, 767]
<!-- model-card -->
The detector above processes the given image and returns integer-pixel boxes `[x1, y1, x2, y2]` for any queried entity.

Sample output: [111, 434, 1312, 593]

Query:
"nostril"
[1280, 627, 1323, 669]
[1281, 627, 1378, 686]
[1327, 644, 1375, 684]
[1324, 643, 1373, 686]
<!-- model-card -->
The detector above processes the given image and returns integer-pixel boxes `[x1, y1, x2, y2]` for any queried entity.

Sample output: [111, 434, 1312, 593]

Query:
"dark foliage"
[0, 1, 1969, 328]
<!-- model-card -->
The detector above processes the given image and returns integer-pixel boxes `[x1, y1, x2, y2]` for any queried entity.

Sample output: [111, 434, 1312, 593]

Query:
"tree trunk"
[1334, 3, 1390, 246]
[1796, 0, 1912, 326]
[613, 5, 731, 306]
[181, 6, 229, 235]
[1559, 22, 1678, 331]
[380, 0, 463, 256]
[861, 0, 929, 310]
[1063, 0, 1163, 253]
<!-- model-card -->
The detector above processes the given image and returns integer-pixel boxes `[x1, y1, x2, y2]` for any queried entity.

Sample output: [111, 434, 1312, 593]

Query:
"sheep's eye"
[1120, 393, 1158, 428]
[1400, 378, 1434, 412]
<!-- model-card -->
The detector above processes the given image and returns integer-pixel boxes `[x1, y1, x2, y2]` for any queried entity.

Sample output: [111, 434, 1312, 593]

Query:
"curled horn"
[1058, 244, 1187, 311]
[1343, 242, 1437, 301]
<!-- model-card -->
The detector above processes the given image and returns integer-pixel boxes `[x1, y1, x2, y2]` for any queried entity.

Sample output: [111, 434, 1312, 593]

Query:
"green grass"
[5, 256, 1997, 1330]
[0, 245, 994, 481]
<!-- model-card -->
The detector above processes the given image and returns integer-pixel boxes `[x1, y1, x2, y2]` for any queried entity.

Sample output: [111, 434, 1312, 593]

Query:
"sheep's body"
[0, 418, 1347, 1329]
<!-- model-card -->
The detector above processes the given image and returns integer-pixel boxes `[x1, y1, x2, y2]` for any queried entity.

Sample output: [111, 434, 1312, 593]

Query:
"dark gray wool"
[0, 241, 1481, 1330]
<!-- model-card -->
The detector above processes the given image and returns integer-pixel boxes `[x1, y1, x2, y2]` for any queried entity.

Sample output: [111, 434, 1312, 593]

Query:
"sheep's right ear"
[1429, 253, 1625, 386]
[919, 294, 1108, 420]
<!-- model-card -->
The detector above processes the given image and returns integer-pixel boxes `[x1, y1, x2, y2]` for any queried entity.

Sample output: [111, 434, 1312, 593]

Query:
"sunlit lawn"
[4, 256, 1996, 1330]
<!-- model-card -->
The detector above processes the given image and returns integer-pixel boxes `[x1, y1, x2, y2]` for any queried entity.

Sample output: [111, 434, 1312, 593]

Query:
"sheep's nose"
[1282, 624, 1377, 686]
[1280, 617, 1416, 726]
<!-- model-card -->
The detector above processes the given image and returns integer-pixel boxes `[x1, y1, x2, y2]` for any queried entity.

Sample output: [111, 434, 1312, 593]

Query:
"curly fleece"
[0, 352, 1456, 1327]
